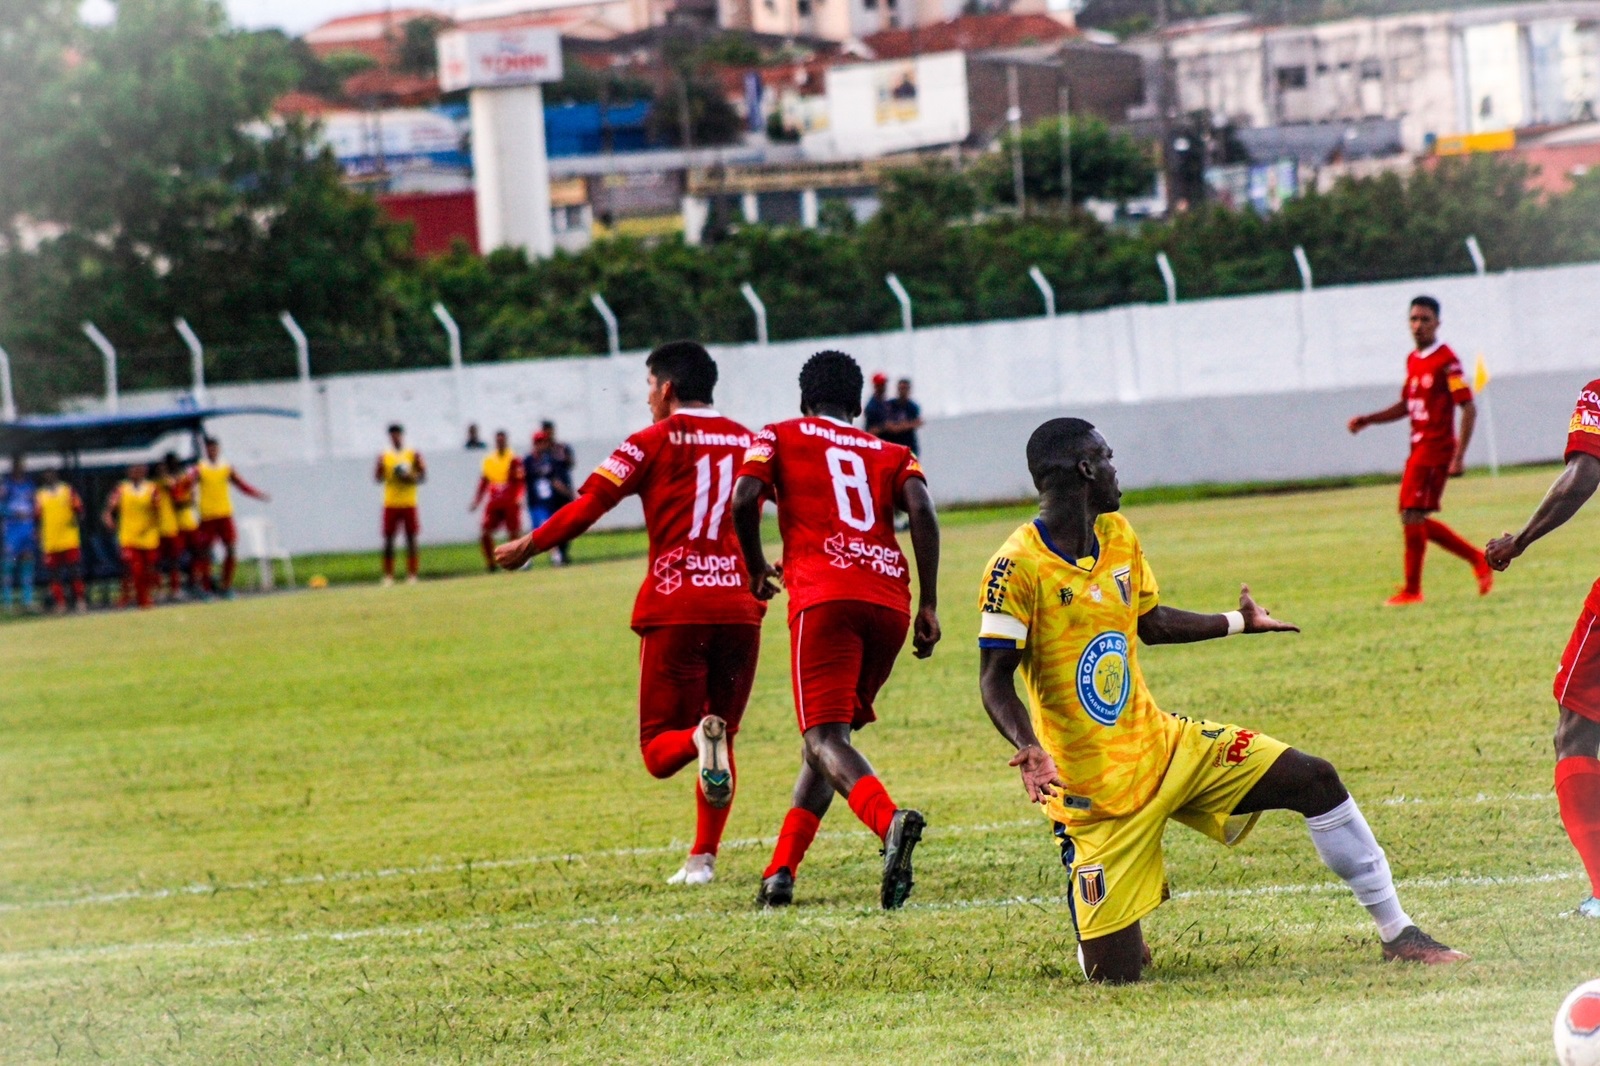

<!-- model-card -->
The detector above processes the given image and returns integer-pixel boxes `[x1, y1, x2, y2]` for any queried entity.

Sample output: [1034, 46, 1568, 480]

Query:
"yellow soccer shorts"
[1053, 717, 1290, 941]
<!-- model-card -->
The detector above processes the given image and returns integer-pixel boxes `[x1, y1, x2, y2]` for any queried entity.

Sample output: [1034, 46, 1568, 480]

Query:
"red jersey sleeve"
[891, 448, 926, 507]
[1442, 351, 1473, 405]
[1567, 380, 1600, 462]
[736, 426, 779, 487]
[581, 430, 654, 506]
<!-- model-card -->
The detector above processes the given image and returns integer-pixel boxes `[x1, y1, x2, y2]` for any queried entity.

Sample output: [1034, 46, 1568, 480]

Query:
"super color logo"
[1076, 632, 1131, 726]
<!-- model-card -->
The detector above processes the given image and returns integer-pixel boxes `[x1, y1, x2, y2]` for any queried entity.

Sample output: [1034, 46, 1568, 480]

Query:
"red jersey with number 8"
[581, 409, 766, 631]
[737, 415, 925, 622]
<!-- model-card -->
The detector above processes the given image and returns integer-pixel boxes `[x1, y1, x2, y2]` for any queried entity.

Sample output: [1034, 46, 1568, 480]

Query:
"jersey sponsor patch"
[1571, 408, 1600, 436]
[1077, 631, 1131, 726]
[1076, 864, 1106, 906]
[983, 557, 1014, 612]
[823, 533, 906, 577]
[1113, 566, 1132, 607]
[595, 455, 634, 486]
[1217, 728, 1259, 766]
[742, 432, 775, 464]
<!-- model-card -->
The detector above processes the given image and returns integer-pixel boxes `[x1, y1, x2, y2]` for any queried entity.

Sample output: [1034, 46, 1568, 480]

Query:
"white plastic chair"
[235, 516, 295, 591]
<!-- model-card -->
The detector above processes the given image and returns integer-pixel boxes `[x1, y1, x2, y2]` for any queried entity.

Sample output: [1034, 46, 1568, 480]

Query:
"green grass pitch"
[2, 467, 1598, 1063]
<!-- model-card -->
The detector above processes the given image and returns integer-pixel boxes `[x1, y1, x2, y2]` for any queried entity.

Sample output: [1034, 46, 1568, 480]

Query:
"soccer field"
[3, 468, 1597, 1064]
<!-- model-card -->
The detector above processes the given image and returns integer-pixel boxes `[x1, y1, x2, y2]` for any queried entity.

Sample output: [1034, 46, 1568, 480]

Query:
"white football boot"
[695, 715, 733, 808]
[668, 853, 716, 885]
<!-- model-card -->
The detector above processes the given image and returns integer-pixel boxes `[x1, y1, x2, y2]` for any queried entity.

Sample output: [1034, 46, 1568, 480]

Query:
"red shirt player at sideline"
[1348, 295, 1491, 606]
[470, 429, 524, 572]
[731, 349, 941, 912]
[495, 341, 765, 887]
[1486, 378, 1600, 920]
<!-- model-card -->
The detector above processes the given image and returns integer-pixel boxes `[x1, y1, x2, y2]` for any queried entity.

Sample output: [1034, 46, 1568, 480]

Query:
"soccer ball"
[308, 575, 329, 590]
[393, 463, 412, 482]
[1555, 980, 1600, 1066]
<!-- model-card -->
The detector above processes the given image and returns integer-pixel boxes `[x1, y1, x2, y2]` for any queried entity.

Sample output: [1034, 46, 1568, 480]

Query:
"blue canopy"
[0, 405, 300, 455]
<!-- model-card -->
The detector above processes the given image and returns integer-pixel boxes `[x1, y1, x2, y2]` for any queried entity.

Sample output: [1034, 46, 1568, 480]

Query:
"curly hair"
[798, 350, 864, 418]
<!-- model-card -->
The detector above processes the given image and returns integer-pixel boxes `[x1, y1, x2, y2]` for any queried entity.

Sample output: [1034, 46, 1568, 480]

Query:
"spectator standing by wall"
[864, 373, 890, 437]
[2, 456, 37, 613]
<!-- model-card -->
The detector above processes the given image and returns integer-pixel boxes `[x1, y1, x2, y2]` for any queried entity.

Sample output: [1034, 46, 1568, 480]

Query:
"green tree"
[980, 115, 1157, 208]
[396, 16, 447, 76]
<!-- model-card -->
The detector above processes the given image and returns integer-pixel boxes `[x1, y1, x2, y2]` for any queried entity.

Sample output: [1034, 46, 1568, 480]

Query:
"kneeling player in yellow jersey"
[977, 418, 1466, 982]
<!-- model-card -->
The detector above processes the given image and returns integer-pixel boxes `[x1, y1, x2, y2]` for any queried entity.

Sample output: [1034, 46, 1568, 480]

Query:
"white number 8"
[825, 447, 876, 532]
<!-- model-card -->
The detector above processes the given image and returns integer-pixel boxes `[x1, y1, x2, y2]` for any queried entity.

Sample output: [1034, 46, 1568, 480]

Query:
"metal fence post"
[740, 282, 769, 346]
[0, 344, 15, 421]
[81, 322, 118, 414]
[1155, 253, 1177, 305]
[175, 317, 207, 407]
[433, 302, 470, 429]
[1465, 235, 1486, 276]
[590, 293, 620, 356]
[885, 273, 913, 332]
[279, 311, 317, 462]
[1293, 246, 1313, 291]
[1028, 265, 1056, 318]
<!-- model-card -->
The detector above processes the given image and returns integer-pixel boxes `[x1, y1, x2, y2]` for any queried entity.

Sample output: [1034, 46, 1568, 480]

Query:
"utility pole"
[1059, 79, 1072, 208]
[1156, 0, 1176, 215]
[1007, 64, 1026, 216]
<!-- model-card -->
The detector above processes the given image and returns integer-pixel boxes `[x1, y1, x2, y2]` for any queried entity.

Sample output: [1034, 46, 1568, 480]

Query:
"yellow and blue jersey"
[978, 513, 1181, 828]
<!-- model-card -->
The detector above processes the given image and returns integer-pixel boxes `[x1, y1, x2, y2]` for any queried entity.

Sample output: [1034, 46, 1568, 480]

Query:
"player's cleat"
[880, 808, 925, 910]
[1384, 590, 1425, 607]
[405, 574, 419, 586]
[1381, 925, 1468, 964]
[1577, 896, 1600, 918]
[695, 715, 733, 808]
[667, 853, 715, 886]
[757, 866, 795, 907]
[380, 575, 395, 587]
[1475, 564, 1494, 596]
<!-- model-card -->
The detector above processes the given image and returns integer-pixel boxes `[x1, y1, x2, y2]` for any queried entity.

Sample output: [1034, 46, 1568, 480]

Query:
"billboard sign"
[437, 28, 563, 92]
[811, 52, 969, 158]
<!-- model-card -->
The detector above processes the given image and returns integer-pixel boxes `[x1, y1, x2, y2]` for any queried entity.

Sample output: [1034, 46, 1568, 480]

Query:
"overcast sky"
[221, 0, 452, 34]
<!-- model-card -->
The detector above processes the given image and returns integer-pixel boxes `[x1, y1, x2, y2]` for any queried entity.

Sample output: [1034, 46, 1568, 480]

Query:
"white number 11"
[689, 454, 734, 540]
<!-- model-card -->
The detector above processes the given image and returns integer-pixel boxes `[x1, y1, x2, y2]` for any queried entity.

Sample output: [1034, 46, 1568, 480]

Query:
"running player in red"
[495, 341, 765, 886]
[471, 430, 524, 571]
[731, 349, 941, 910]
[1485, 378, 1600, 919]
[1348, 296, 1492, 605]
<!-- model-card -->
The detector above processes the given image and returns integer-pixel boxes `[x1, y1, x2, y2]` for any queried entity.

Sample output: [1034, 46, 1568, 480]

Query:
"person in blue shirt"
[879, 377, 923, 456]
[525, 429, 575, 566]
[2, 456, 38, 611]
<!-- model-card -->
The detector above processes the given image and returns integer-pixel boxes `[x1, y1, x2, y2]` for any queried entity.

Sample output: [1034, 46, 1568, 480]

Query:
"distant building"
[304, 7, 449, 63]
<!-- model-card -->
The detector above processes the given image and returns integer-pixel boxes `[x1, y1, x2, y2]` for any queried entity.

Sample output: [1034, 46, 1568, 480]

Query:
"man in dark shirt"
[879, 378, 923, 455]
[864, 373, 890, 436]
[525, 429, 575, 566]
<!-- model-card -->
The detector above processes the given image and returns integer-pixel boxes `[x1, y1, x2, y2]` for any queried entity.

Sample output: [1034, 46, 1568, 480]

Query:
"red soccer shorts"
[43, 548, 81, 570]
[382, 506, 419, 540]
[1555, 579, 1600, 723]
[481, 499, 522, 537]
[198, 516, 236, 548]
[637, 623, 762, 747]
[789, 600, 910, 732]
[121, 546, 158, 572]
[1399, 459, 1449, 513]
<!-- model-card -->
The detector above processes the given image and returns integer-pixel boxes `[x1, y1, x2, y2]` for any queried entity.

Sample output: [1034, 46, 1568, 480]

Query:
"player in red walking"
[495, 341, 764, 886]
[470, 429, 524, 571]
[731, 349, 941, 910]
[1485, 378, 1600, 919]
[1348, 296, 1492, 606]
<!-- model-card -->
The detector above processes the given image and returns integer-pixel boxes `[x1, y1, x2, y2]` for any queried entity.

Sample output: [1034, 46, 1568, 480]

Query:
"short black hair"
[387, 423, 403, 435]
[1411, 295, 1440, 316]
[646, 340, 718, 405]
[1026, 417, 1101, 490]
[799, 350, 864, 418]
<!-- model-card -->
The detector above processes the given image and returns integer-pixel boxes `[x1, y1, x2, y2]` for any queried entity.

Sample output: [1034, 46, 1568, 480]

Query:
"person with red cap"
[864, 372, 891, 438]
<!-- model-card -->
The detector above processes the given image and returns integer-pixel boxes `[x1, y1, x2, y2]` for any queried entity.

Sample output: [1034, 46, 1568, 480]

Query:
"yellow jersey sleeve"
[1135, 536, 1159, 615]
[978, 540, 1036, 649]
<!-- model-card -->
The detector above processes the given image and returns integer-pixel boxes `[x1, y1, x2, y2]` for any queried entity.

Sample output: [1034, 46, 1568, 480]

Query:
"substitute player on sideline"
[196, 437, 270, 598]
[1485, 378, 1600, 919]
[103, 463, 162, 609]
[35, 468, 85, 612]
[731, 350, 940, 910]
[376, 424, 425, 586]
[496, 341, 764, 886]
[978, 418, 1466, 981]
[1348, 296, 1492, 605]
[470, 429, 523, 572]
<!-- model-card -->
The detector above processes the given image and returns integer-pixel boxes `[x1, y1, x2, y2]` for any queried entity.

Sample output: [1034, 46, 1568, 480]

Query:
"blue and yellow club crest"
[1076, 631, 1131, 726]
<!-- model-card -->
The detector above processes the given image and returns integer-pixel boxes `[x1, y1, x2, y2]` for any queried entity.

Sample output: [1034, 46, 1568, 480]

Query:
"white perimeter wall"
[106, 261, 1600, 554]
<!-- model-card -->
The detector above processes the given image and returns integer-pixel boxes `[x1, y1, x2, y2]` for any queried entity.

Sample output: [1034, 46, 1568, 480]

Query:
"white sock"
[1305, 796, 1413, 942]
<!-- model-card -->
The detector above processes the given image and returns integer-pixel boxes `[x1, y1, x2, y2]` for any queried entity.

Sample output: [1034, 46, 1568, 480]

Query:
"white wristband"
[1223, 610, 1245, 636]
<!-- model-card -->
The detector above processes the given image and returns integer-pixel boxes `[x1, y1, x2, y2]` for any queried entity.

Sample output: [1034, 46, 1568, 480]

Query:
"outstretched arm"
[903, 477, 940, 658]
[494, 492, 611, 570]
[470, 476, 489, 512]
[1450, 400, 1477, 477]
[732, 475, 781, 601]
[1137, 584, 1299, 645]
[1486, 452, 1600, 571]
[979, 647, 1064, 804]
[230, 471, 270, 503]
[1349, 400, 1407, 434]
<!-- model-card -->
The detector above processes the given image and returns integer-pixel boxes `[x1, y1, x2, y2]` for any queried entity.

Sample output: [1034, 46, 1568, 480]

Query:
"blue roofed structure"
[0, 406, 299, 456]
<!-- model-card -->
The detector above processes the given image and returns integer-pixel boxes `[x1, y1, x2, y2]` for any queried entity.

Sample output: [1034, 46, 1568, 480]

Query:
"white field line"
[0, 819, 1040, 915]
[0, 868, 1579, 971]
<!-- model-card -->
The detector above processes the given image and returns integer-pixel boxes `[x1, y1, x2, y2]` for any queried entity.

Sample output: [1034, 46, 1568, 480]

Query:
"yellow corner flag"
[1473, 353, 1491, 393]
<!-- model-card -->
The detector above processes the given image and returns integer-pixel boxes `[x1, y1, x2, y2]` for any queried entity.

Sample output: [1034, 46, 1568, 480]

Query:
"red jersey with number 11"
[737, 416, 925, 622]
[582, 409, 766, 631]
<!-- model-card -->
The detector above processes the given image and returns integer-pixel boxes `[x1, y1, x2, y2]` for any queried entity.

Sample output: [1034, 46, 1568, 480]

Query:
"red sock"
[641, 726, 698, 779]
[846, 774, 898, 841]
[692, 739, 735, 856]
[49, 582, 64, 609]
[222, 554, 236, 591]
[1424, 519, 1486, 569]
[1557, 757, 1600, 896]
[764, 807, 822, 878]
[1403, 523, 1427, 594]
[480, 532, 495, 569]
[71, 578, 84, 603]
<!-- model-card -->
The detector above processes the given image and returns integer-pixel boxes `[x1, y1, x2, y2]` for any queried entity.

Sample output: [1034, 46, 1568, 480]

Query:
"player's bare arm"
[1450, 400, 1477, 477]
[731, 474, 781, 600]
[1137, 584, 1300, 645]
[470, 476, 489, 512]
[100, 488, 121, 530]
[1348, 400, 1407, 434]
[902, 477, 940, 658]
[978, 646, 1064, 803]
[1486, 452, 1600, 571]
[231, 471, 270, 503]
